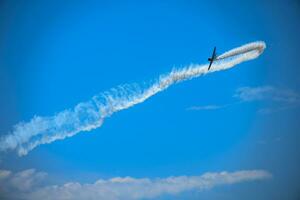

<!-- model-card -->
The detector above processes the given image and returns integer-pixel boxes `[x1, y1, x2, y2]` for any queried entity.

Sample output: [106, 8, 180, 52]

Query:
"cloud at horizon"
[0, 168, 271, 200]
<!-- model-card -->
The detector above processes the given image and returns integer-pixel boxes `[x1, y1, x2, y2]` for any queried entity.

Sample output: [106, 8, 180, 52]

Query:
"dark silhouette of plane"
[208, 47, 217, 70]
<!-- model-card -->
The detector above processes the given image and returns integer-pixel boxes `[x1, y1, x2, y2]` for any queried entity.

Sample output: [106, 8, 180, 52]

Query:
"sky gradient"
[0, 0, 300, 199]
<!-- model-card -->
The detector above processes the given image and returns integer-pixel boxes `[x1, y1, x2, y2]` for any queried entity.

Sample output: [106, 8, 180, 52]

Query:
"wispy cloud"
[186, 105, 224, 111]
[0, 168, 271, 200]
[256, 136, 282, 145]
[188, 86, 299, 114]
[234, 86, 300, 103]
[234, 86, 300, 114]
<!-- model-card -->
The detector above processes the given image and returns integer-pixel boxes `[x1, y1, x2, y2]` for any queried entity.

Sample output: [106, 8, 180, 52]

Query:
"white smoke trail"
[0, 41, 266, 156]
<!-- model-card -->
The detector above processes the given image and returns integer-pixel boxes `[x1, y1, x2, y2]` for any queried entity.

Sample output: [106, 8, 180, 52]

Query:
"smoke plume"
[0, 41, 266, 156]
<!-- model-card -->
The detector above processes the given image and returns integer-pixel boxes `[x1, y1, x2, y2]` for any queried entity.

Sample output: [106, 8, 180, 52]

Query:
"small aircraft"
[208, 47, 217, 70]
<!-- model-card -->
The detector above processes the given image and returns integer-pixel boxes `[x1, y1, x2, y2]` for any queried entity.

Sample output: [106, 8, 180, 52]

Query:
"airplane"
[208, 47, 217, 70]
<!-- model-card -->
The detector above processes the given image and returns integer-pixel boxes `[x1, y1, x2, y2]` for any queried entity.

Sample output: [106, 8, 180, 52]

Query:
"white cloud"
[0, 169, 47, 199]
[0, 169, 47, 193]
[234, 86, 300, 103]
[234, 86, 300, 114]
[186, 105, 224, 111]
[188, 86, 299, 114]
[9, 169, 47, 191]
[0, 169, 271, 200]
[0, 169, 11, 180]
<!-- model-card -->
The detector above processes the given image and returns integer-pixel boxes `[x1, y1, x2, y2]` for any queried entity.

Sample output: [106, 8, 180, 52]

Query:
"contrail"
[0, 41, 266, 156]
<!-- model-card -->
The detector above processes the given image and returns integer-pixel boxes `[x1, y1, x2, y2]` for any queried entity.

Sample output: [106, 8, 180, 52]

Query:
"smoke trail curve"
[0, 41, 266, 156]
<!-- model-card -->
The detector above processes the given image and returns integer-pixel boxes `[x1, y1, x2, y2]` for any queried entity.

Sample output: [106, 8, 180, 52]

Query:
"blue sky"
[0, 1, 300, 199]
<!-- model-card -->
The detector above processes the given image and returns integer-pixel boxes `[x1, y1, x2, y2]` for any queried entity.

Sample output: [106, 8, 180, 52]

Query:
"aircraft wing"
[212, 47, 216, 59]
[208, 47, 216, 70]
[208, 59, 213, 70]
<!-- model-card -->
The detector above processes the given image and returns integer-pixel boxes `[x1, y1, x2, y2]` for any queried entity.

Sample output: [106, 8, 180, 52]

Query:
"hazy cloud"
[188, 86, 299, 114]
[257, 136, 282, 145]
[0, 169, 47, 199]
[0, 170, 11, 180]
[186, 105, 224, 111]
[0, 169, 271, 200]
[234, 86, 300, 114]
[234, 86, 300, 103]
